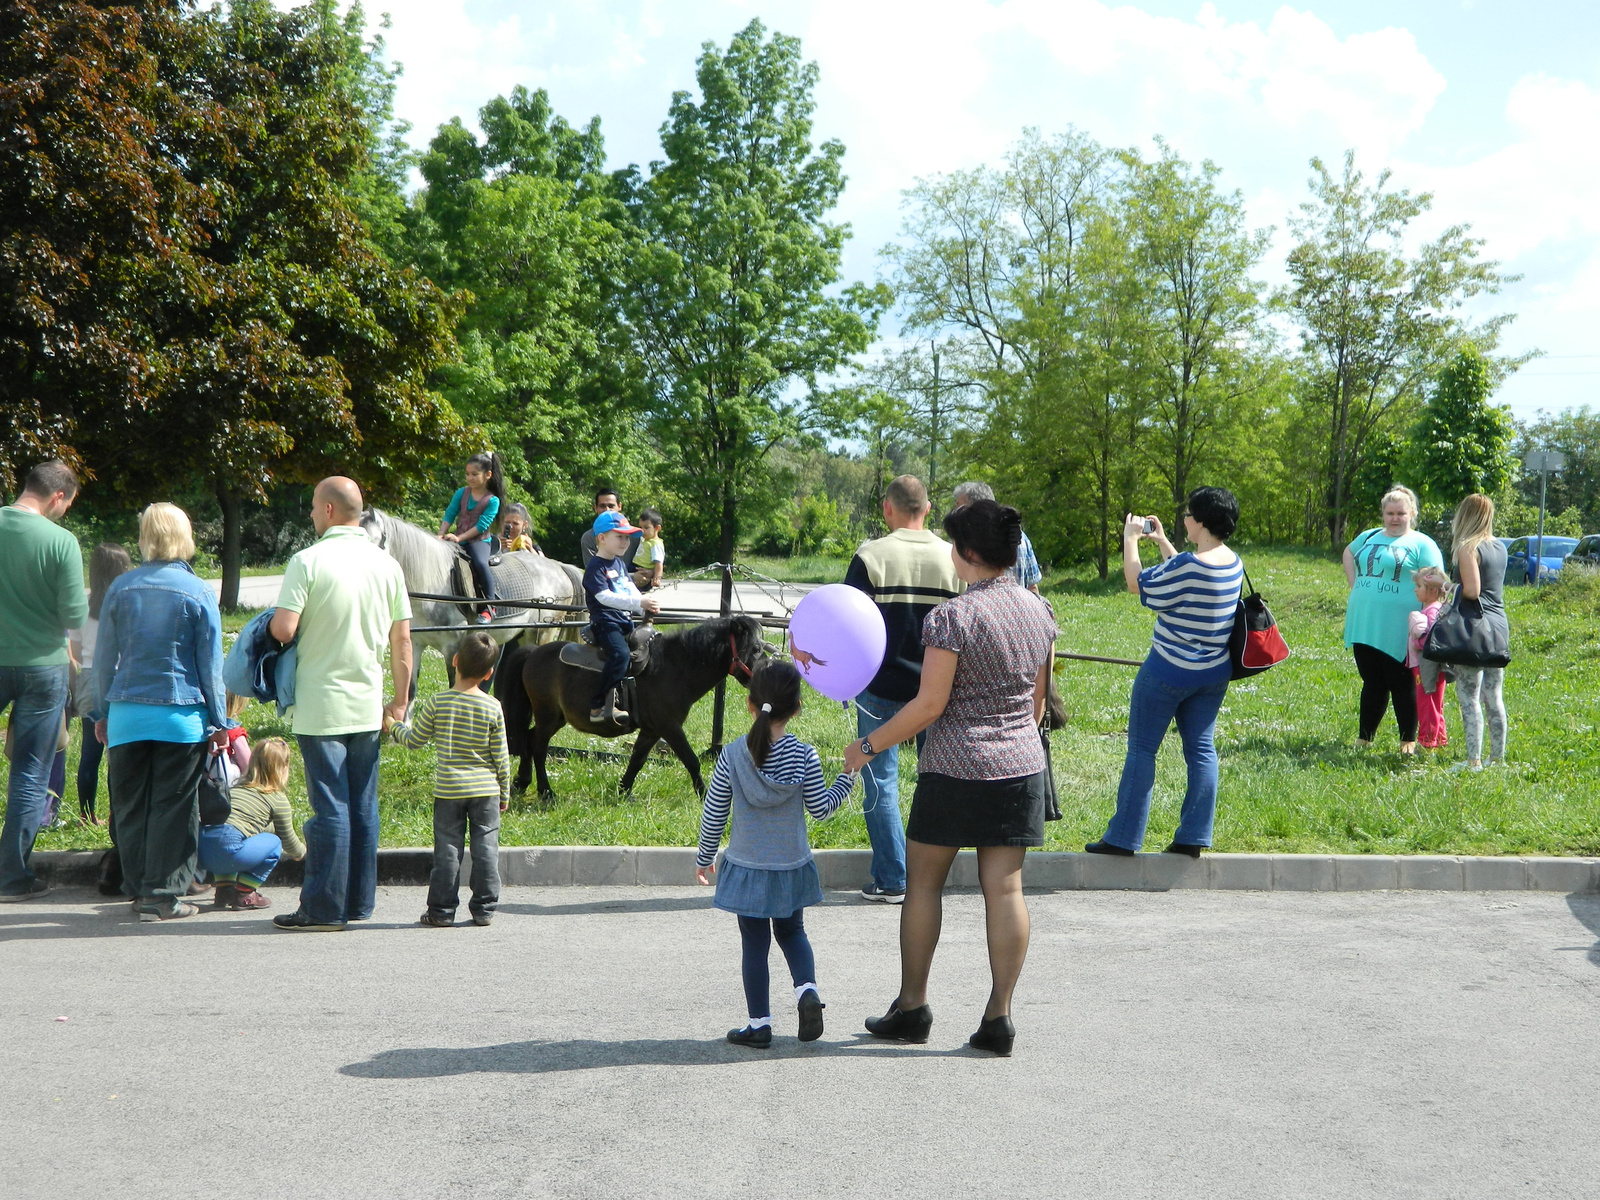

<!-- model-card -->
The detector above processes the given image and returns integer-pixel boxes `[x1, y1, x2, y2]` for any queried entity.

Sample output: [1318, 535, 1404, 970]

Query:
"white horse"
[359, 508, 584, 688]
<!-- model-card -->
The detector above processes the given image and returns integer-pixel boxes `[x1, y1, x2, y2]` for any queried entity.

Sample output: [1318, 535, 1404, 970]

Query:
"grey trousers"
[427, 795, 501, 918]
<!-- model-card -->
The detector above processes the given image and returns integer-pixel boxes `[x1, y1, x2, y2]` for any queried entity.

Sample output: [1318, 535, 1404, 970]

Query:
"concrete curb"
[32, 848, 1600, 892]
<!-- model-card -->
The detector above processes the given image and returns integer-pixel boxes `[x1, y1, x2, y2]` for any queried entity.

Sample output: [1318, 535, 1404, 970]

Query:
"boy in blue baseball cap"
[584, 511, 661, 725]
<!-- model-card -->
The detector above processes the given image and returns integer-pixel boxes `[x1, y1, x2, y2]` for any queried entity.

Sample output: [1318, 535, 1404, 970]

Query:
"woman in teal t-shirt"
[1342, 486, 1443, 753]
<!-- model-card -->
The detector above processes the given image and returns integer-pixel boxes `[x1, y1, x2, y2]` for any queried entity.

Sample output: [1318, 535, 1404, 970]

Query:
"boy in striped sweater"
[385, 630, 511, 927]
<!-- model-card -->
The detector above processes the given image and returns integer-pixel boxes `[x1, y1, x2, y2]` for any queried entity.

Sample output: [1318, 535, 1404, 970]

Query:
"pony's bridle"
[727, 633, 755, 683]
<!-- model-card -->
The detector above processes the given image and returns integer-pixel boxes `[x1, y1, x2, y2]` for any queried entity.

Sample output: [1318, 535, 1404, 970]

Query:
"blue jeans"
[296, 732, 382, 924]
[0, 665, 69, 895]
[1102, 659, 1229, 852]
[199, 823, 283, 888]
[591, 624, 630, 712]
[855, 690, 922, 892]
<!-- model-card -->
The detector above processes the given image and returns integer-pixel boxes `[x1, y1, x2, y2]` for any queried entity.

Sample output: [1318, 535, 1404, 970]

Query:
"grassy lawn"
[24, 547, 1600, 857]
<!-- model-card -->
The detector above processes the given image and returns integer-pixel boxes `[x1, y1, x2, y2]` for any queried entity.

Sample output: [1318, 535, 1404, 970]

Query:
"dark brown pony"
[498, 614, 772, 800]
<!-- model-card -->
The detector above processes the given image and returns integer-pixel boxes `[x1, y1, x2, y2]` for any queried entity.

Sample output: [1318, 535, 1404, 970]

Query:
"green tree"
[400, 86, 646, 540]
[0, 0, 213, 492]
[621, 20, 882, 583]
[71, 0, 465, 607]
[1281, 151, 1515, 546]
[1408, 347, 1515, 504]
[1124, 142, 1271, 532]
[1511, 408, 1600, 534]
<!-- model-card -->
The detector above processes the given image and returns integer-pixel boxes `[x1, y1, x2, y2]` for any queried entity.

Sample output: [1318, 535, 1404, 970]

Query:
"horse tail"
[495, 639, 533, 756]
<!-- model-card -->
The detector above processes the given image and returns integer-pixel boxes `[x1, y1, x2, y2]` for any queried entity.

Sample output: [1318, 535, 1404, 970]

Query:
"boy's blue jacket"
[223, 607, 297, 716]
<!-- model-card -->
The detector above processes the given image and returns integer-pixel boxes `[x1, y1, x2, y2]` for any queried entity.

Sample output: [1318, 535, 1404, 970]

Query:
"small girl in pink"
[1408, 567, 1450, 749]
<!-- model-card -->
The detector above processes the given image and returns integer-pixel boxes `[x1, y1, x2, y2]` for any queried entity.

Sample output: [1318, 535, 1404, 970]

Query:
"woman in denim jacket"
[91, 504, 233, 921]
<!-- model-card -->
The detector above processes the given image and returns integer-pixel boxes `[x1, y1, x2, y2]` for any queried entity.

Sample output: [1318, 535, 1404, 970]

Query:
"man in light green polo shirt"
[267, 477, 412, 931]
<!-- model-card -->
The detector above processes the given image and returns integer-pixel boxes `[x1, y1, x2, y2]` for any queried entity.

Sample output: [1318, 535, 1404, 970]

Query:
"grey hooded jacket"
[723, 737, 815, 872]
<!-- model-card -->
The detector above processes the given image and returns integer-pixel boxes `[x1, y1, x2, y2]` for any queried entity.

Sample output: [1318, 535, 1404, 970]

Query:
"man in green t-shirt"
[267, 477, 412, 931]
[0, 461, 87, 901]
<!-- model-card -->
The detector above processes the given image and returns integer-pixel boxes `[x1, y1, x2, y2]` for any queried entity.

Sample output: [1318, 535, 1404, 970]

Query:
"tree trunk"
[707, 484, 738, 755]
[216, 479, 242, 612]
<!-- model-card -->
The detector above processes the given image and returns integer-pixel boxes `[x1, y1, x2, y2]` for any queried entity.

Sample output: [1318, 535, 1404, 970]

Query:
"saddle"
[559, 626, 658, 675]
[450, 536, 505, 603]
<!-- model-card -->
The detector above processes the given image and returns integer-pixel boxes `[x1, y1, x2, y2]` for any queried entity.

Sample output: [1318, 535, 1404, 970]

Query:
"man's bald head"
[311, 476, 363, 534]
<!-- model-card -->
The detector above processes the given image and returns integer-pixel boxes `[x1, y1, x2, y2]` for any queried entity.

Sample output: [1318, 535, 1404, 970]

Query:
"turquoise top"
[106, 702, 208, 748]
[1342, 528, 1444, 662]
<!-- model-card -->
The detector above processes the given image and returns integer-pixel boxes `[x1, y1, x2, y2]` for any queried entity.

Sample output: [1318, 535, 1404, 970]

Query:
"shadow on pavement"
[1564, 895, 1600, 968]
[0, 901, 279, 941]
[497, 896, 715, 917]
[341, 1034, 974, 1078]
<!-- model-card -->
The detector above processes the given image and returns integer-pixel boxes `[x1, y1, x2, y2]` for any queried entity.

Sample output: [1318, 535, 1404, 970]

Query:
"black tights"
[1353, 642, 1417, 742]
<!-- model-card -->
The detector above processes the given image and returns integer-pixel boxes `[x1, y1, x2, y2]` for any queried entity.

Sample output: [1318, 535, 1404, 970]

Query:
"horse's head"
[727, 613, 772, 685]
[358, 507, 388, 549]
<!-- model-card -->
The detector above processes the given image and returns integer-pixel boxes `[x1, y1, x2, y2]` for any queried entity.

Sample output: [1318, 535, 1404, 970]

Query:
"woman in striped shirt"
[1087, 487, 1243, 857]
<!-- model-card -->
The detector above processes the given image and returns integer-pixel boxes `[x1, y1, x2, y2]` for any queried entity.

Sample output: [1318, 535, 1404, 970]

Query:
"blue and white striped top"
[696, 734, 854, 868]
[1139, 551, 1244, 676]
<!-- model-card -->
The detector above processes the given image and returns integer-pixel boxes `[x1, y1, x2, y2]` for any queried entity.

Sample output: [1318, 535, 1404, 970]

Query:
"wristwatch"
[859, 737, 877, 757]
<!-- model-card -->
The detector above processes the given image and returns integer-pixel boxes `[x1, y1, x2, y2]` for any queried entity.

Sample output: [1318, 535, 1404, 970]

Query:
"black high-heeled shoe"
[864, 1001, 933, 1043]
[969, 1014, 1015, 1056]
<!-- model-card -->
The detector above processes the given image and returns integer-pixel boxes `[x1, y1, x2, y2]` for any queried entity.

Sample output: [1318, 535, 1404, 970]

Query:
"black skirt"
[906, 771, 1048, 849]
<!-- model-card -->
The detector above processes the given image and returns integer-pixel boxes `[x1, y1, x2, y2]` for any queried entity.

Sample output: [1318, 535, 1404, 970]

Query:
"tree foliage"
[620, 19, 884, 566]
[1408, 347, 1515, 503]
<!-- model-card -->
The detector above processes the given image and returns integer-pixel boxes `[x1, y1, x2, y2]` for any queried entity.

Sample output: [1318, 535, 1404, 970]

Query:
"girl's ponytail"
[746, 660, 803, 769]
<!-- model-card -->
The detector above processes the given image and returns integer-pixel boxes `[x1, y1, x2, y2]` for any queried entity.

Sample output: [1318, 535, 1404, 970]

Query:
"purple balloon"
[788, 584, 887, 702]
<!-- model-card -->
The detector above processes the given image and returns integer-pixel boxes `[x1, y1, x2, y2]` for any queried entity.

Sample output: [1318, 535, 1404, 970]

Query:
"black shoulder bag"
[1423, 591, 1510, 669]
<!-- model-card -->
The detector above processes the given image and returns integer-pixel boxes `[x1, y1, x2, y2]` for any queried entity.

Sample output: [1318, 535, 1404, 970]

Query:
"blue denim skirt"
[714, 860, 822, 918]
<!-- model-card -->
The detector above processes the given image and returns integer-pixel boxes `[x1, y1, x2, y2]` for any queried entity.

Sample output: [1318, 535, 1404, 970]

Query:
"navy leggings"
[738, 910, 816, 1020]
[590, 624, 631, 711]
[463, 538, 496, 608]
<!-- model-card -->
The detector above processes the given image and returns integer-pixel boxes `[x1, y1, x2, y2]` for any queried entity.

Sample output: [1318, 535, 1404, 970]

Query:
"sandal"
[139, 901, 199, 922]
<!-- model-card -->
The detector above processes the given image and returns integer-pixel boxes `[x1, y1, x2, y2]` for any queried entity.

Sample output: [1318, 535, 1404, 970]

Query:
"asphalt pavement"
[5, 885, 1598, 1199]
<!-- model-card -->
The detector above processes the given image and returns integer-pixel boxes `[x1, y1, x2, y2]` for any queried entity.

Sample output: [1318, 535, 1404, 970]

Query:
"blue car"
[1503, 535, 1580, 584]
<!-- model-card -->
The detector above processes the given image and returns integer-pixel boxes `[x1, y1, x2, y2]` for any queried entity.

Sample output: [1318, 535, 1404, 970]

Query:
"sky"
[289, 0, 1600, 421]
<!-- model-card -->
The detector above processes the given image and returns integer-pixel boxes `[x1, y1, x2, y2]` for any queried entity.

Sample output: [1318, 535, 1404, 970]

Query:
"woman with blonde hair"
[1449, 494, 1509, 770]
[91, 503, 234, 921]
[1342, 486, 1444, 753]
[201, 737, 304, 909]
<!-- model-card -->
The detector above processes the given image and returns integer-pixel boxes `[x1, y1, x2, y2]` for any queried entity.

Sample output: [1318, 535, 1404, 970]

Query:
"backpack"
[1228, 568, 1289, 680]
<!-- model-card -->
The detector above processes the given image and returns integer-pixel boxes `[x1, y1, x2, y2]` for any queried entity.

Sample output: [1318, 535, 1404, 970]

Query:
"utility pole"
[1524, 448, 1566, 585]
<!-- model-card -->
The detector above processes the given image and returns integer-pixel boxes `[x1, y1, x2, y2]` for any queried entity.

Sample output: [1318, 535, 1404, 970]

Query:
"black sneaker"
[272, 910, 346, 932]
[1083, 840, 1134, 857]
[797, 990, 825, 1042]
[860, 884, 906, 904]
[727, 1024, 773, 1049]
[419, 911, 454, 927]
[0, 878, 51, 903]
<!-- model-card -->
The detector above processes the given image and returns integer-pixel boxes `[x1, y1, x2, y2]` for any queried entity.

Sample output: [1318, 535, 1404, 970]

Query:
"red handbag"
[1228, 568, 1288, 680]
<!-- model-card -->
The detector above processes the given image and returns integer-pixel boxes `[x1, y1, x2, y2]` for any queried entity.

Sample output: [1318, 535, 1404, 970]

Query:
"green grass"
[738, 554, 852, 584]
[22, 548, 1600, 857]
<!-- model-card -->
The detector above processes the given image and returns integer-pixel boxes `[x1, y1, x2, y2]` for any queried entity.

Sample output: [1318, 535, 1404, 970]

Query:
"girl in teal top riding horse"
[439, 451, 506, 624]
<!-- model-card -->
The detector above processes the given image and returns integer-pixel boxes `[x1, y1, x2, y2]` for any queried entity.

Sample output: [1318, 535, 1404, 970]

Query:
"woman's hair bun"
[943, 498, 1022, 571]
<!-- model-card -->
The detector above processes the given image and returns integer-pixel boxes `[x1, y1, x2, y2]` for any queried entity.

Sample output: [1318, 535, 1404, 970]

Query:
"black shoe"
[0, 878, 51, 903]
[969, 1014, 1015, 1056]
[1084, 840, 1134, 856]
[419, 911, 454, 927]
[727, 1024, 772, 1049]
[272, 910, 346, 932]
[798, 990, 825, 1043]
[864, 1001, 933, 1043]
[1164, 842, 1205, 859]
[860, 883, 906, 904]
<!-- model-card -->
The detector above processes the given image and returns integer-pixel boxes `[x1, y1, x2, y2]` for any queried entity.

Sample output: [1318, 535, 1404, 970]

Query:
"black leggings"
[1353, 642, 1417, 742]
[738, 911, 816, 1020]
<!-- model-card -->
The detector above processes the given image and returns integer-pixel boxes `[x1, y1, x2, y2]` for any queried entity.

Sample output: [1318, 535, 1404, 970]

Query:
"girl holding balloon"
[695, 661, 858, 1049]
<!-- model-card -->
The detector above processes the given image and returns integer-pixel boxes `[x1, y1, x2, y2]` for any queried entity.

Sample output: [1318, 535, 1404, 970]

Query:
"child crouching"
[696, 661, 858, 1048]
[386, 630, 511, 927]
[202, 737, 304, 909]
[1409, 567, 1451, 750]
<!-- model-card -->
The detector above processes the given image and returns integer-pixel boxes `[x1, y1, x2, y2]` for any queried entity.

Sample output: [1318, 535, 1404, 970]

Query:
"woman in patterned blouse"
[844, 499, 1058, 1056]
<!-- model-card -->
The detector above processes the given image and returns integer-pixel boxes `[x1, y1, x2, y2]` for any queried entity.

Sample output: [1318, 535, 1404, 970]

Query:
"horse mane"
[655, 613, 765, 667]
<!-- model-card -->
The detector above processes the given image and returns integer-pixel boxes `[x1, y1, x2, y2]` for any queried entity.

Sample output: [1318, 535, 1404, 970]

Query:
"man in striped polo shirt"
[843, 476, 963, 903]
